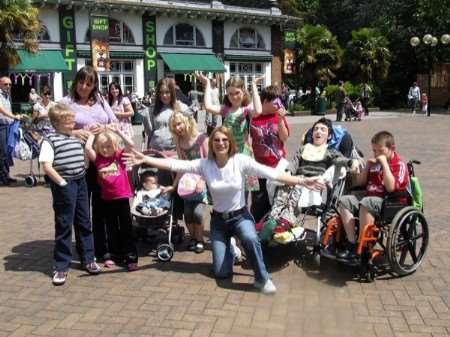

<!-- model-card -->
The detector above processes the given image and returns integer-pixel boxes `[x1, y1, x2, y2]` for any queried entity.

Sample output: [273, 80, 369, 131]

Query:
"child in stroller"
[132, 170, 171, 216]
[344, 97, 360, 121]
[130, 151, 185, 262]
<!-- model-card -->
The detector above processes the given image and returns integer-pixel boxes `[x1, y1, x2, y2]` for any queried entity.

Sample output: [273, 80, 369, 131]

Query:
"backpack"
[409, 176, 423, 210]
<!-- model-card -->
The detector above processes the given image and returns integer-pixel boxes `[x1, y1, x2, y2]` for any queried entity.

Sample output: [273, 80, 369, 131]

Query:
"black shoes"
[336, 243, 359, 262]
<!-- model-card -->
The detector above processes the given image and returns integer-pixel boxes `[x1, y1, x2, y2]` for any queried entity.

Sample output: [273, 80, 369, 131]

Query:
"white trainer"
[254, 279, 277, 295]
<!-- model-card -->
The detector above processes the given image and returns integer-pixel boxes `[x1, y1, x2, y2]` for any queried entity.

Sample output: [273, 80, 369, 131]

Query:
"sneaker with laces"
[52, 271, 68, 285]
[254, 279, 277, 295]
[85, 261, 101, 274]
[104, 259, 115, 268]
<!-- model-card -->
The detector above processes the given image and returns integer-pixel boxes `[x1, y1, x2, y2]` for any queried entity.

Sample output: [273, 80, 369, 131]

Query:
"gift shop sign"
[143, 14, 157, 92]
[59, 7, 77, 94]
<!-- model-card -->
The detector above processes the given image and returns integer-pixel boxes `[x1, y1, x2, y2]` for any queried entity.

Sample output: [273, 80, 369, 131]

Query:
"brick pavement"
[1, 112, 450, 337]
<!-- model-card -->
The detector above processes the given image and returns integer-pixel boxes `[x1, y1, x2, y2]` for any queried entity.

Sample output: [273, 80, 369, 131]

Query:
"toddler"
[85, 124, 138, 271]
[133, 171, 170, 216]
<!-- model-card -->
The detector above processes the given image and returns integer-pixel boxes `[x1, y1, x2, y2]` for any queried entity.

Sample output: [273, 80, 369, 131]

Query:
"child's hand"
[106, 123, 119, 133]
[161, 185, 175, 194]
[195, 71, 209, 85]
[277, 107, 287, 117]
[302, 176, 326, 191]
[367, 157, 378, 166]
[88, 123, 104, 135]
[253, 75, 265, 85]
[376, 154, 388, 165]
[350, 159, 361, 174]
[123, 149, 145, 167]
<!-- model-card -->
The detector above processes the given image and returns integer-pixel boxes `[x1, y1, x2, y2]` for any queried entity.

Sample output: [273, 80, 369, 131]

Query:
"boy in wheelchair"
[336, 131, 409, 262]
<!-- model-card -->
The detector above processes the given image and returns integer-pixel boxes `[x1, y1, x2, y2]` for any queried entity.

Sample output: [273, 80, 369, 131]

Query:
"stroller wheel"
[25, 175, 37, 187]
[157, 243, 174, 262]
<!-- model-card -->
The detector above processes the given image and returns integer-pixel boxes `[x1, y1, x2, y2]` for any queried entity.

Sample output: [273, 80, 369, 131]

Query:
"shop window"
[163, 24, 206, 47]
[97, 60, 135, 95]
[84, 19, 135, 44]
[230, 28, 265, 49]
[229, 62, 264, 90]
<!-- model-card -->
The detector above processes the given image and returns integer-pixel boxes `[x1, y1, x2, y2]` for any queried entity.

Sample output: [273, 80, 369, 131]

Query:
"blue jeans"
[210, 209, 269, 283]
[50, 177, 95, 271]
[0, 124, 10, 183]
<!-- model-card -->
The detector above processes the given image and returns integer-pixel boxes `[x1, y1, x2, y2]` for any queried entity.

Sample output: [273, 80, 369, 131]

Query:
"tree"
[0, 0, 41, 75]
[295, 24, 342, 110]
[344, 28, 391, 83]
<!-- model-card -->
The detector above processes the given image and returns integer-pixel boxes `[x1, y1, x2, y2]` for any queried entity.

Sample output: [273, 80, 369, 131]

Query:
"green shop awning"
[13, 50, 68, 72]
[224, 54, 273, 62]
[160, 53, 225, 73]
[77, 50, 145, 59]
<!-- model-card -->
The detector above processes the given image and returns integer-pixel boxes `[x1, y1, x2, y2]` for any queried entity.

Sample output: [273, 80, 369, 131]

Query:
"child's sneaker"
[254, 278, 277, 295]
[52, 271, 68, 286]
[85, 261, 101, 274]
[127, 263, 138, 272]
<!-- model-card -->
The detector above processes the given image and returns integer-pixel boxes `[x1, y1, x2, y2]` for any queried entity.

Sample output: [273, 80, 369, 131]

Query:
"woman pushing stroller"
[124, 126, 325, 294]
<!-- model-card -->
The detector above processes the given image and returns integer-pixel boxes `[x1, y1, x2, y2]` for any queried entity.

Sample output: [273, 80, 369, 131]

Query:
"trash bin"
[315, 96, 327, 115]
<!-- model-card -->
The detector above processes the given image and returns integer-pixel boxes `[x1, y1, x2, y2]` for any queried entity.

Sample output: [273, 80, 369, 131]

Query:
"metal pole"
[427, 47, 432, 117]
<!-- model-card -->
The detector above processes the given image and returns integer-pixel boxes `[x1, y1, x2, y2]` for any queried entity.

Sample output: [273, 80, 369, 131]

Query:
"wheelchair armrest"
[380, 191, 410, 224]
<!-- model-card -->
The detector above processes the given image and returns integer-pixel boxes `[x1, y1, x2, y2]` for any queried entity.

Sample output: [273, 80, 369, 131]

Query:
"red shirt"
[250, 113, 289, 167]
[366, 151, 409, 198]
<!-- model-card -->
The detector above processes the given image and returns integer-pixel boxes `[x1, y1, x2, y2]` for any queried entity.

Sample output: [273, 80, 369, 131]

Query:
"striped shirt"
[39, 132, 86, 180]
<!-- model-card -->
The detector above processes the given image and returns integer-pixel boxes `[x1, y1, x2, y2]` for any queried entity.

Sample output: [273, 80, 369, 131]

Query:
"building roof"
[33, 0, 301, 27]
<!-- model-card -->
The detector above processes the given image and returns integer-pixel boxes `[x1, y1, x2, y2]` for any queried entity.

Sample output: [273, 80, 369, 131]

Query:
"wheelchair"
[320, 160, 429, 281]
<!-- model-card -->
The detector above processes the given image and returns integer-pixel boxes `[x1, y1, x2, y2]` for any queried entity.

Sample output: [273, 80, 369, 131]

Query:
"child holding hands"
[85, 124, 138, 271]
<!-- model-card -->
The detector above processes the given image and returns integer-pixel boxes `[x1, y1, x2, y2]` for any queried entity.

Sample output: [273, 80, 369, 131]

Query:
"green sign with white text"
[142, 14, 157, 92]
[59, 7, 77, 94]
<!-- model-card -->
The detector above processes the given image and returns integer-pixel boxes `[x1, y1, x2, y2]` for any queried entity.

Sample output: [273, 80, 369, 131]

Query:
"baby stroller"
[130, 149, 185, 262]
[9, 120, 42, 187]
[344, 97, 359, 121]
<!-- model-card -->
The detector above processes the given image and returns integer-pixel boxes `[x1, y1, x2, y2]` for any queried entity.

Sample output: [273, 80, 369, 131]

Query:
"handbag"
[177, 173, 207, 202]
[14, 129, 33, 160]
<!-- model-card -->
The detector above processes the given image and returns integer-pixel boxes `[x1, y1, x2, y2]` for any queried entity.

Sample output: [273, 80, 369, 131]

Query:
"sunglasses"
[43, 92, 51, 96]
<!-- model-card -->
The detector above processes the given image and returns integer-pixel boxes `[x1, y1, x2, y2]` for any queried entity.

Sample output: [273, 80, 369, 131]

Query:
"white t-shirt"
[170, 153, 278, 213]
[39, 140, 55, 163]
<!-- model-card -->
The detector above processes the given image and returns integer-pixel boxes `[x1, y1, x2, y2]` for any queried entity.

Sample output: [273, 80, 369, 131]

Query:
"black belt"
[212, 207, 246, 220]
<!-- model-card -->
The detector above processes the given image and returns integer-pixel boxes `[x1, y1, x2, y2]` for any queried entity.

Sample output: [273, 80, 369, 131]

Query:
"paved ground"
[1, 111, 450, 337]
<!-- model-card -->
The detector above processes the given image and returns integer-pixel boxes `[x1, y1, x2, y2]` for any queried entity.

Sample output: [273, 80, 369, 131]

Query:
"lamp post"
[410, 34, 450, 116]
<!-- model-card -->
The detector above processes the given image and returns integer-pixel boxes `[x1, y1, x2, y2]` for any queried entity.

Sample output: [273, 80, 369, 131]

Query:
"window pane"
[109, 19, 121, 43]
[100, 76, 108, 94]
[257, 34, 265, 49]
[230, 63, 236, 72]
[239, 63, 252, 73]
[38, 24, 50, 41]
[230, 31, 238, 48]
[175, 23, 194, 46]
[239, 28, 256, 48]
[195, 28, 205, 46]
[163, 27, 174, 45]
[255, 63, 262, 73]
[110, 61, 121, 72]
[124, 76, 133, 95]
[122, 23, 135, 44]
[123, 61, 134, 72]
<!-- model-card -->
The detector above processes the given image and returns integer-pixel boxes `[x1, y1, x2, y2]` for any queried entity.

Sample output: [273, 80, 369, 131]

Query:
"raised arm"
[123, 149, 173, 171]
[195, 71, 221, 115]
[250, 76, 264, 117]
[85, 134, 97, 162]
[107, 124, 134, 150]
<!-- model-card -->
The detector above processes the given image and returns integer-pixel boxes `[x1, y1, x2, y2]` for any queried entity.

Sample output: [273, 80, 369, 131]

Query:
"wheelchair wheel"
[25, 175, 37, 187]
[386, 206, 428, 276]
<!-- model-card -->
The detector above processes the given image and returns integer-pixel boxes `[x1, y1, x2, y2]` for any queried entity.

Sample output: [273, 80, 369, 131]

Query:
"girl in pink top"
[85, 124, 138, 271]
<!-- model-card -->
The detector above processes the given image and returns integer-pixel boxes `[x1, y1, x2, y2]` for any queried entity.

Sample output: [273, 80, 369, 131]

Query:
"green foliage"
[0, 0, 40, 74]
[296, 24, 342, 84]
[344, 28, 391, 83]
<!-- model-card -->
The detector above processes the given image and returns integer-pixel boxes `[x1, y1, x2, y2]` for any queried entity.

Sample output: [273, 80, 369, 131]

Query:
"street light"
[410, 34, 450, 116]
